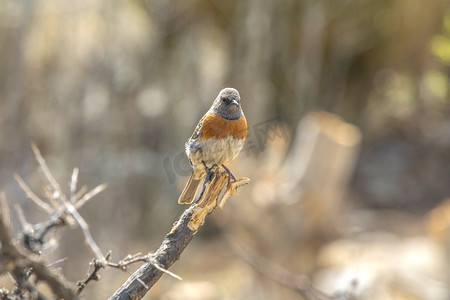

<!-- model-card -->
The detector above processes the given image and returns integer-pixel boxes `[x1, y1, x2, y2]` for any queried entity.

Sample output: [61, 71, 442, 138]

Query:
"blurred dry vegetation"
[0, 0, 449, 299]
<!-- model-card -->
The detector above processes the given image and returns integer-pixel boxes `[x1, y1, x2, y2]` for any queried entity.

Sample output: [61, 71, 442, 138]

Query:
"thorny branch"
[0, 144, 107, 299]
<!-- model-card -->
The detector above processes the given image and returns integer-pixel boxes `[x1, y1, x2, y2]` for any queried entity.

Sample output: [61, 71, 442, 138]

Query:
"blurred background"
[1, 0, 449, 299]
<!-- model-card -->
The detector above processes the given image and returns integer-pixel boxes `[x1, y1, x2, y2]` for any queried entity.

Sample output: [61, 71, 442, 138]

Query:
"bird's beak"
[231, 100, 239, 106]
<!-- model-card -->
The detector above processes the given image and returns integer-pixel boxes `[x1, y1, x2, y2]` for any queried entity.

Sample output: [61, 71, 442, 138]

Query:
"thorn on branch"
[77, 257, 107, 295]
[75, 183, 108, 210]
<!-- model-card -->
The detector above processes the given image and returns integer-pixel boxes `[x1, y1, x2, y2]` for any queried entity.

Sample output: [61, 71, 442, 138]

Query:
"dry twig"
[13, 174, 53, 214]
[28, 143, 106, 260]
[77, 251, 184, 295]
[77, 253, 112, 295]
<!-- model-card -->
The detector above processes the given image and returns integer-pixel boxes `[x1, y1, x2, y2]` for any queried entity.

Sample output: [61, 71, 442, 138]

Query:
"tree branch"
[0, 207, 77, 300]
[109, 169, 250, 300]
[0, 144, 108, 299]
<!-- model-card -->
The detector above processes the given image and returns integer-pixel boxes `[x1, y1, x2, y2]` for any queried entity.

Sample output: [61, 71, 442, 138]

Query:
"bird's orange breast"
[201, 113, 247, 140]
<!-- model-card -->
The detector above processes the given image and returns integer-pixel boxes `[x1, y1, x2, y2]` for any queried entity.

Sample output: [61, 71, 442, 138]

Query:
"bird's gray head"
[210, 88, 243, 120]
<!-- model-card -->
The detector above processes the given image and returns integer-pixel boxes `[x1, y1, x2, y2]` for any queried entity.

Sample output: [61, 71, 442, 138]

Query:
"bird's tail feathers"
[178, 172, 201, 204]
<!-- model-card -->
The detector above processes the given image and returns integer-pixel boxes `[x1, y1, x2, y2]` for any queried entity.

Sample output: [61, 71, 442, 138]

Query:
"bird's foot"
[202, 161, 218, 175]
[221, 164, 236, 185]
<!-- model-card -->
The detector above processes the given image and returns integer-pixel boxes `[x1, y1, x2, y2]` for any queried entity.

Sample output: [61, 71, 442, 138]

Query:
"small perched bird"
[178, 88, 247, 204]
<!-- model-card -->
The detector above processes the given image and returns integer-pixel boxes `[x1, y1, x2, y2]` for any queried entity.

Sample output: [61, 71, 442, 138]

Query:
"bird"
[178, 88, 247, 204]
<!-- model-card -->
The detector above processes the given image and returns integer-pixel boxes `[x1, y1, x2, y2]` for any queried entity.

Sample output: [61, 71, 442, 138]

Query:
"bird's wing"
[190, 113, 207, 140]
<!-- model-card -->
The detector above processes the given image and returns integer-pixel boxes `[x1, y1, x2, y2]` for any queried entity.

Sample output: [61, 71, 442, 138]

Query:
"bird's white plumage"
[186, 136, 245, 180]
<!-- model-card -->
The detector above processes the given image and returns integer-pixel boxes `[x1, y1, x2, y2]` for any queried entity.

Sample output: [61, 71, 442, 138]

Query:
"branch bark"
[109, 169, 250, 300]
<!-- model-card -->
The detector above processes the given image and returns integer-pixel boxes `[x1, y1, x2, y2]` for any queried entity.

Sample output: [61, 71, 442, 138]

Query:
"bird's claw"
[221, 164, 236, 185]
[202, 162, 218, 174]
